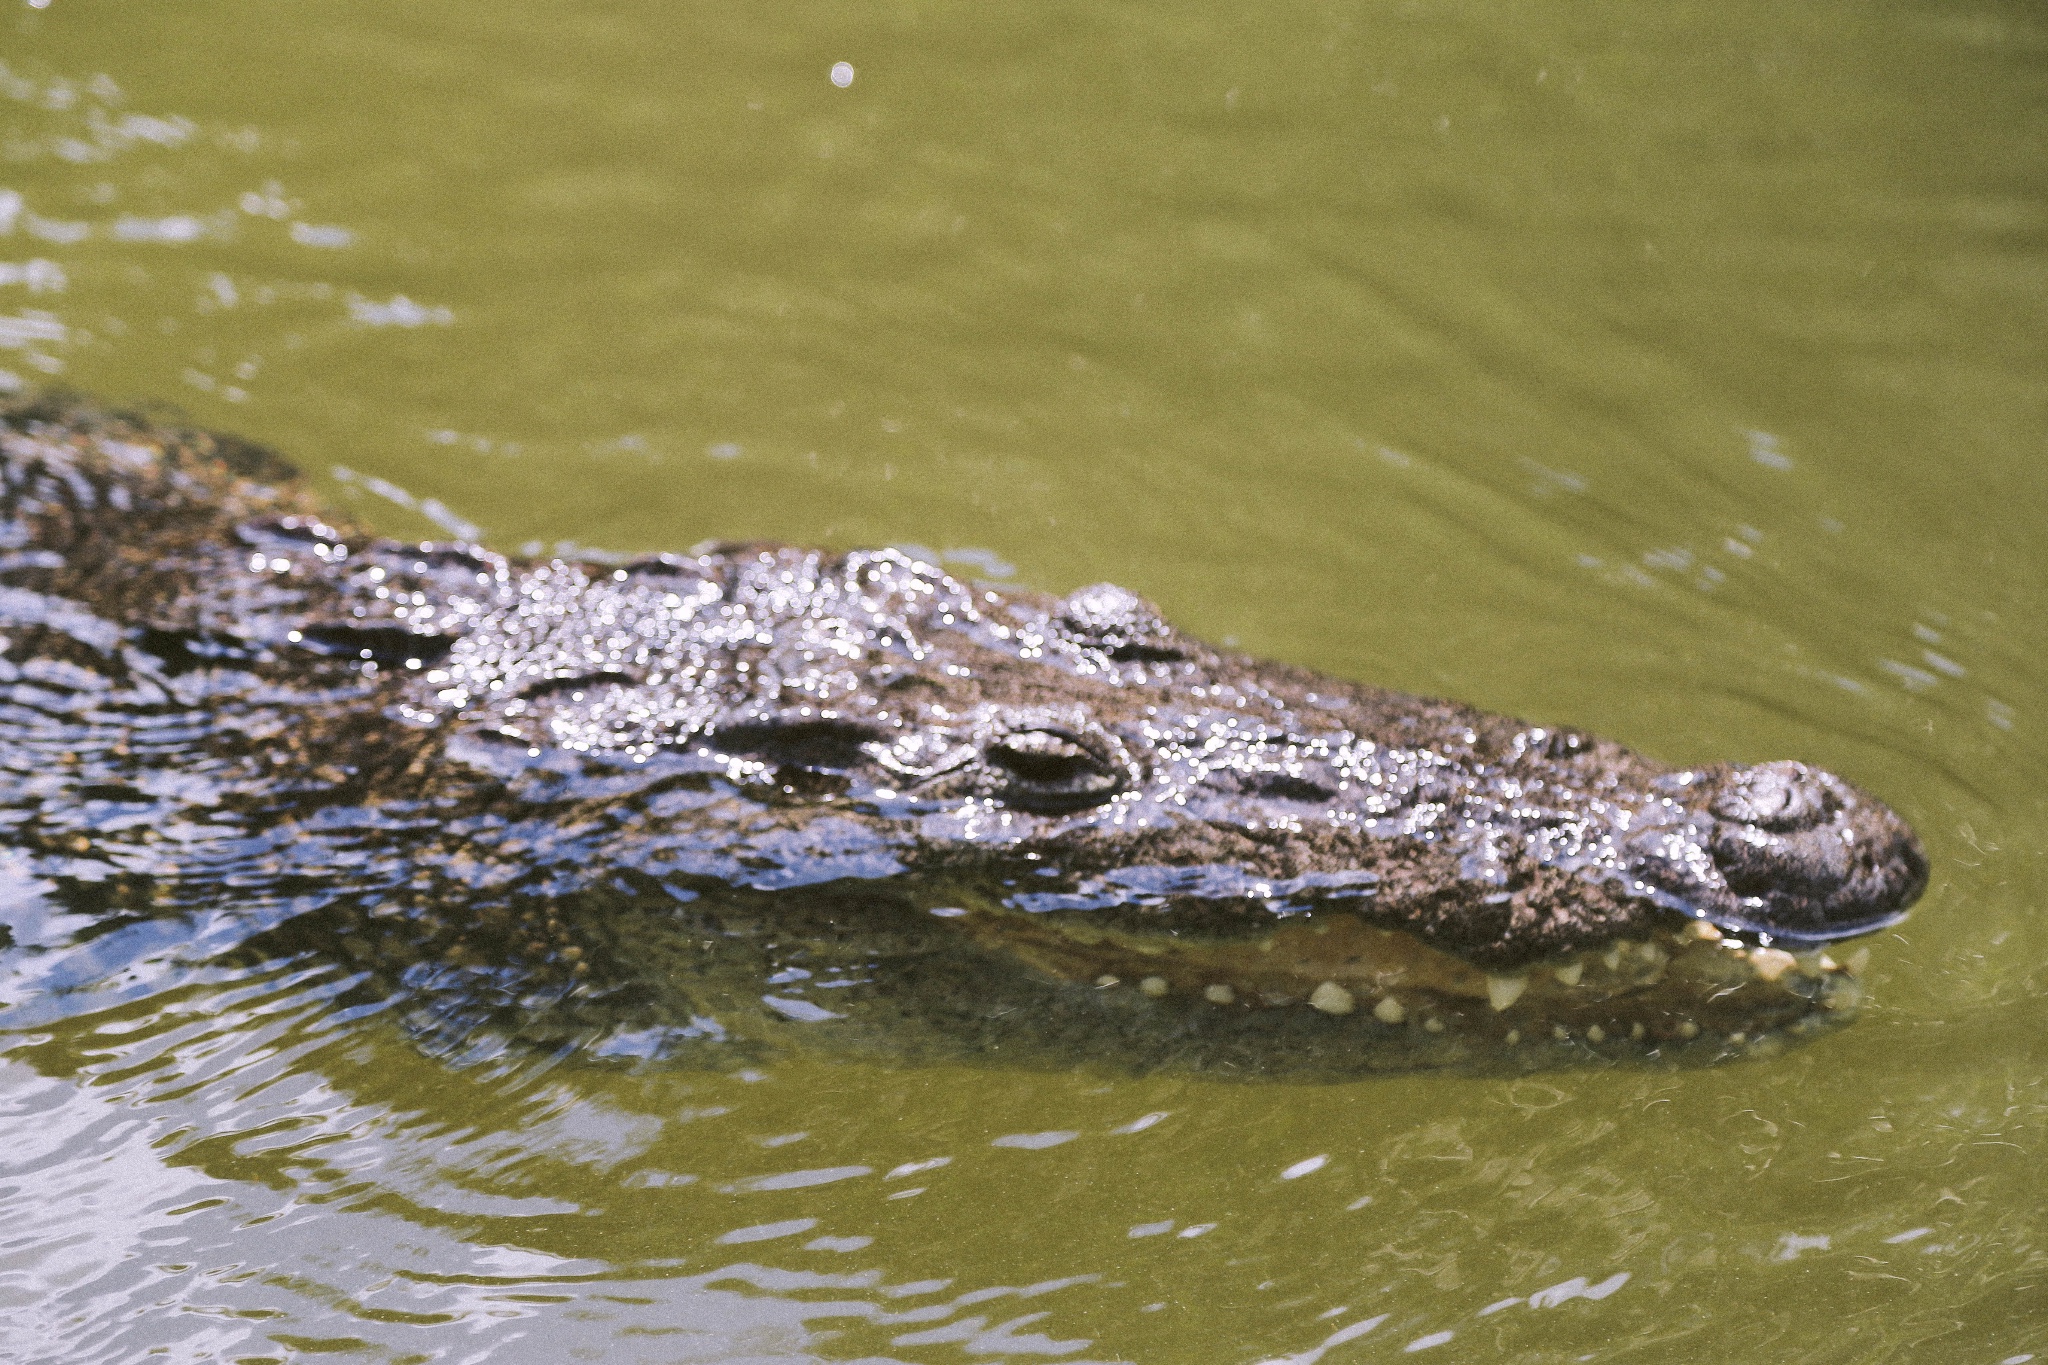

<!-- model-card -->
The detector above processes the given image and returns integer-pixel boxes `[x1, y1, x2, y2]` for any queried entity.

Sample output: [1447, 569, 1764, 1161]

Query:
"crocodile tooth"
[1749, 947, 1797, 983]
[1203, 983, 1235, 1005]
[1486, 974, 1527, 1011]
[1139, 975, 1168, 997]
[1308, 981, 1355, 1015]
[1372, 995, 1406, 1025]
[1554, 961, 1584, 986]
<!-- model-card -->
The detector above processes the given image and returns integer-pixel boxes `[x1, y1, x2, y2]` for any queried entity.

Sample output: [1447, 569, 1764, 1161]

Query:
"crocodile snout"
[1702, 761, 1927, 944]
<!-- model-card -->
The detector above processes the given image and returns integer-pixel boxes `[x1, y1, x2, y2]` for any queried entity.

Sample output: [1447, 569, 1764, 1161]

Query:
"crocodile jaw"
[962, 905, 1864, 1055]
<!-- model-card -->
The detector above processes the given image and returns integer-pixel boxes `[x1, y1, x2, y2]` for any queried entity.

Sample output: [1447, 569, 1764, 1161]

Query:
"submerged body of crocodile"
[0, 400, 1926, 1073]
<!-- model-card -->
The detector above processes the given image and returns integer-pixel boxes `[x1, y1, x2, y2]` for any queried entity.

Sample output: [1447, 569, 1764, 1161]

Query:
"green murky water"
[3, 0, 2044, 1359]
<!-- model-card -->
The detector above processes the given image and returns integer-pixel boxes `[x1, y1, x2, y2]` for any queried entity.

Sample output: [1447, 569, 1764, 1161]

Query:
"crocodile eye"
[986, 728, 1125, 811]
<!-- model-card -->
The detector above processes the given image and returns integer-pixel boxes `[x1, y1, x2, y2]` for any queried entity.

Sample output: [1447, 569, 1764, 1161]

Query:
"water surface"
[2, 0, 2044, 1360]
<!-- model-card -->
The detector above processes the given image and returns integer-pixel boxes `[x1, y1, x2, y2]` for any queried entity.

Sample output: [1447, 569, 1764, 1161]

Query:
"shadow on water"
[215, 871, 1855, 1083]
[4, 891, 2044, 1364]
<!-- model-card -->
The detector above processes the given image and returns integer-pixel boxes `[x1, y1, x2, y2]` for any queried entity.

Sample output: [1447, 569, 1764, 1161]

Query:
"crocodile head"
[328, 542, 1927, 1060]
[0, 402, 1930, 1068]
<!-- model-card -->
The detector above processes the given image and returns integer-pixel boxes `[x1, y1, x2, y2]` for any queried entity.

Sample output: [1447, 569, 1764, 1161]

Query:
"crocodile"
[0, 398, 1927, 1074]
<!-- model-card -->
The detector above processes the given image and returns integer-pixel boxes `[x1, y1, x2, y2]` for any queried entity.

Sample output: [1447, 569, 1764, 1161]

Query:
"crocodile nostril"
[1710, 760, 1834, 833]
